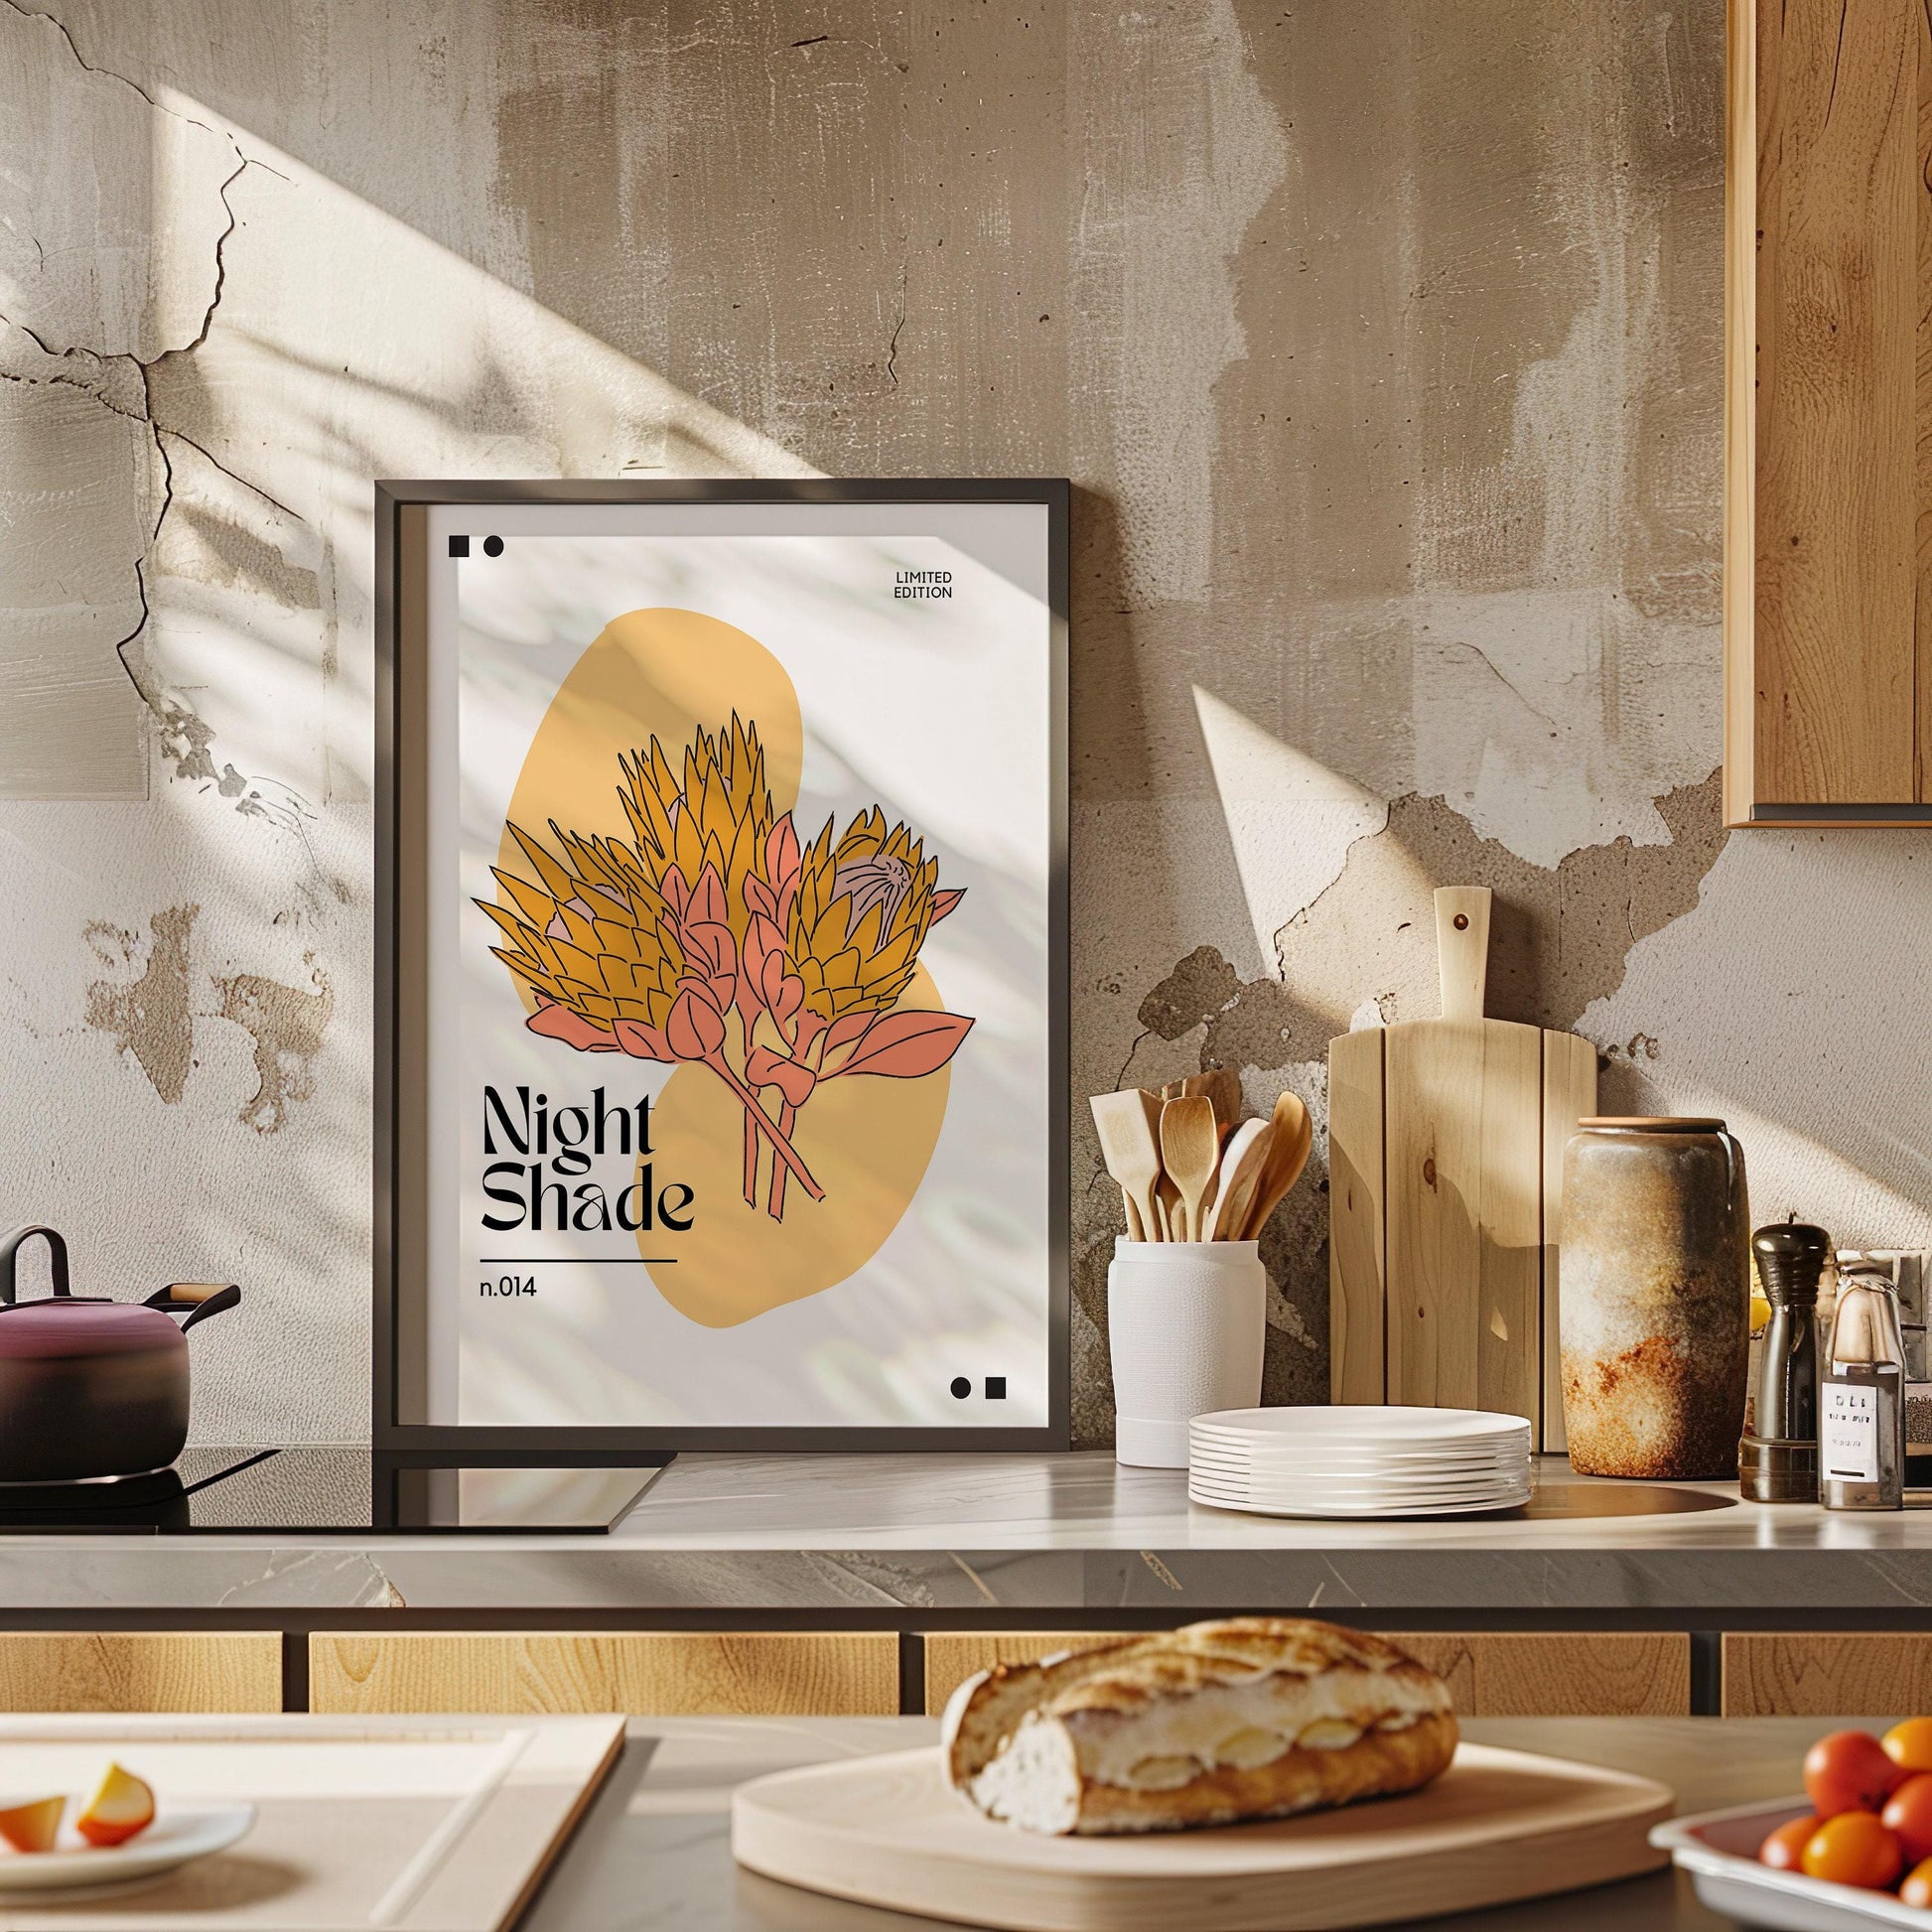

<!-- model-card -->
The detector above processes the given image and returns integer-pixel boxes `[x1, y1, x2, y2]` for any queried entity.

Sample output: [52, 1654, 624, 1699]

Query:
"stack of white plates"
[1187, 1406, 1533, 1518]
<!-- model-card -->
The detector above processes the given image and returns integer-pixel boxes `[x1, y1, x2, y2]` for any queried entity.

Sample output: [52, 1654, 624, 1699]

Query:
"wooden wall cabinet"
[1726, 0, 1932, 825]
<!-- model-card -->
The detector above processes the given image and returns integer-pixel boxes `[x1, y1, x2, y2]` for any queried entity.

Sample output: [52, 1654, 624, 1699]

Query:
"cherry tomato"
[1886, 1719, 1932, 1775]
[1882, 1772, 1932, 1864]
[1802, 1810, 1904, 1890]
[1759, 1814, 1819, 1868]
[1805, 1729, 1907, 1820]
[1906, 1859, 1932, 1909]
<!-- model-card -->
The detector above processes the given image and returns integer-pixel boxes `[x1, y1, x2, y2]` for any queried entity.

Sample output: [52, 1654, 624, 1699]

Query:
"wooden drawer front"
[310, 1633, 898, 1717]
[921, 1630, 1689, 1718]
[0, 1634, 281, 1714]
[1724, 1634, 1932, 1717]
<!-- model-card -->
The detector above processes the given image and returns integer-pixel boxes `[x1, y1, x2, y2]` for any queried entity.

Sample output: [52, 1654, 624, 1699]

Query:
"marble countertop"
[523, 1713, 1824, 1930]
[5, 1451, 1932, 1612]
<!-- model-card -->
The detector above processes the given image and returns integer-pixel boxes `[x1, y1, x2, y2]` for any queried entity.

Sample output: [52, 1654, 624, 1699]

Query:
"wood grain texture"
[1383, 1018, 1541, 1426]
[0, 1633, 281, 1713]
[1748, 0, 1918, 806]
[1723, 1632, 1932, 1716]
[308, 1631, 898, 1718]
[1327, 1027, 1386, 1406]
[1539, 1031, 1598, 1454]
[1725, 0, 1759, 826]
[920, 1632, 1687, 1719]
[732, 1741, 1673, 1931]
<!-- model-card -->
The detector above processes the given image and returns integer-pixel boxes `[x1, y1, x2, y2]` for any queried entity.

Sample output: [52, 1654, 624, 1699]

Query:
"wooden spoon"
[1090, 1090, 1164, 1242]
[1239, 1090, 1313, 1240]
[1159, 1095, 1219, 1243]
[1181, 1068, 1243, 1132]
[1204, 1118, 1271, 1240]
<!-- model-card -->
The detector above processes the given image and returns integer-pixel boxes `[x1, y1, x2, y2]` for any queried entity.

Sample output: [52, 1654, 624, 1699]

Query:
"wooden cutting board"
[731, 1741, 1672, 1931]
[0, 1712, 622, 1930]
[1328, 888, 1596, 1449]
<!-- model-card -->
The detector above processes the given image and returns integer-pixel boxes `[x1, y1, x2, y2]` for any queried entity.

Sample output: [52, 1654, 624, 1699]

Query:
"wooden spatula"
[1180, 1069, 1244, 1131]
[1159, 1096, 1218, 1243]
[1239, 1090, 1312, 1239]
[1205, 1118, 1271, 1240]
[1090, 1090, 1165, 1242]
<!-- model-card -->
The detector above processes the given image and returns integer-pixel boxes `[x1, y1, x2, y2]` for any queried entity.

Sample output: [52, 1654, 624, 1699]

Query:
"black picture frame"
[373, 479, 1069, 1458]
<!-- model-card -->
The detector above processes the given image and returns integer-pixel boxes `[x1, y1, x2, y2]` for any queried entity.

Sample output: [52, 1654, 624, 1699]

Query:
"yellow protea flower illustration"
[479, 714, 971, 1224]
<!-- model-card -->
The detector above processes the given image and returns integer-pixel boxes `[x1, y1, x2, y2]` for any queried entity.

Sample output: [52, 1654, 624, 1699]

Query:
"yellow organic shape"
[496, 609, 956, 1326]
[643, 967, 951, 1326]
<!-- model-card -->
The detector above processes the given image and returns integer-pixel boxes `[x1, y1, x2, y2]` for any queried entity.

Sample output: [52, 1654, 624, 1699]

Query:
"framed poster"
[375, 481, 1067, 1453]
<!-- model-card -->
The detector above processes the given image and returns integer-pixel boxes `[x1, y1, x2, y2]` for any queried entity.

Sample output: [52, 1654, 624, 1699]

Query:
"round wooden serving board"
[730, 1742, 1674, 1932]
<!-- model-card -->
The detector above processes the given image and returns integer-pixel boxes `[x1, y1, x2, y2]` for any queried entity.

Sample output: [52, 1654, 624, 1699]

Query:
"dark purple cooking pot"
[0, 1225, 240, 1483]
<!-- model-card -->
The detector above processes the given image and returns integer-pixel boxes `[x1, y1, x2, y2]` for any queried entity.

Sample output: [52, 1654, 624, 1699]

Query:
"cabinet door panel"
[1724, 1633, 1932, 1716]
[1751, 0, 1918, 806]
[310, 1632, 897, 1717]
[920, 1630, 1688, 1718]
[0, 1634, 281, 1713]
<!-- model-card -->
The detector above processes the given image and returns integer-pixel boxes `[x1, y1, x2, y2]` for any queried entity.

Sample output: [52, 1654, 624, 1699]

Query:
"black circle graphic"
[483, 534, 504, 557]
[949, 1377, 971, 1399]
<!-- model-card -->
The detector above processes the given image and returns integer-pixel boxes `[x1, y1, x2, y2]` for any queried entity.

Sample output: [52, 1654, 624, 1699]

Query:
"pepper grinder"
[1739, 1217, 1829, 1503]
[1823, 1262, 1906, 1511]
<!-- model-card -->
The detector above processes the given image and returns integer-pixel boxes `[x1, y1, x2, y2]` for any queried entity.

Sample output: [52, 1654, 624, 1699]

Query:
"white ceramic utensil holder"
[1108, 1237, 1266, 1467]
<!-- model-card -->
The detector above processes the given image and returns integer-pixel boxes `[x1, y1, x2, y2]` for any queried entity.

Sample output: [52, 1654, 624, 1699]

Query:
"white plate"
[1188, 1484, 1531, 1519]
[1188, 1487, 1530, 1511]
[1187, 1455, 1527, 1483]
[1652, 1797, 1925, 1929]
[1192, 1406, 1532, 1444]
[1186, 1441, 1527, 1465]
[1187, 1464, 1526, 1492]
[0, 1804, 255, 1900]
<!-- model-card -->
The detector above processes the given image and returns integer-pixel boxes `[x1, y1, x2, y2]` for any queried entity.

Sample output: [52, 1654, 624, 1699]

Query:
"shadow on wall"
[0, 17, 824, 1444]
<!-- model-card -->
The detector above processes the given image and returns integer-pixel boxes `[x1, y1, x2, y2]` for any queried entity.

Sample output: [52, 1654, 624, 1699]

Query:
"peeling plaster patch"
[1136, 770, 1724, 1073]
[83, 903, 199, 1102]
[215, 956, 334, 1134]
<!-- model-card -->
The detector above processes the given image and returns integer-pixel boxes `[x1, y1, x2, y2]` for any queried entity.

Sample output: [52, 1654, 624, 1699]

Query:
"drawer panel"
[921, 1629, 1689, 1718]
[0, 1633, 281, 1714]
[311, 1632, 898, 1717]
[1724, 1634, 1932, 1717]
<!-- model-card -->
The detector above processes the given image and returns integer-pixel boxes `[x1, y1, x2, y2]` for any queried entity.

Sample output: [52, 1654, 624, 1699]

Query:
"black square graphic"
[985, 1376, 1007, 1400]
[448, 534, 470, 557]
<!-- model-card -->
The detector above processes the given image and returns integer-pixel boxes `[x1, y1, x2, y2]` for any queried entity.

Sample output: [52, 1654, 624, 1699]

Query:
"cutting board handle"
[1435, 887, 1491, 1022]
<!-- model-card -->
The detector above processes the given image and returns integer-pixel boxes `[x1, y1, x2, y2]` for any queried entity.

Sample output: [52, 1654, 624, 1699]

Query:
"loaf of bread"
[940, 1617, 1456, 1836]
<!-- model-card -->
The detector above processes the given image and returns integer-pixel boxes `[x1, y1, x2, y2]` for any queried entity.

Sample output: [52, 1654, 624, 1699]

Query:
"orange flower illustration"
[478, 715, 971, 1221]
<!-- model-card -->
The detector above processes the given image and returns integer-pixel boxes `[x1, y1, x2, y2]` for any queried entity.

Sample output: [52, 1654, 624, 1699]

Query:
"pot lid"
[1579, 1116, 1727, 1132]
[0, 1300, 184, 1361]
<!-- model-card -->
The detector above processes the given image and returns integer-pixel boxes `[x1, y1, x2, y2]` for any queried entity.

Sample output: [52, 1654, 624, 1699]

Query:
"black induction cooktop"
[0, 1449, 670, 1535]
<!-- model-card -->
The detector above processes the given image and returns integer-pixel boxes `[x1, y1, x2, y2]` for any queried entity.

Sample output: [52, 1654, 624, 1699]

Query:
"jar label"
[1824, 1382, 1879, 1482]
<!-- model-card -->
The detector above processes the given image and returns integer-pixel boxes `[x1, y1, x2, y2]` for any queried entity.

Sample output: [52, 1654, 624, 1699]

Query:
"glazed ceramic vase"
[1559, 1117, 1749, 1479]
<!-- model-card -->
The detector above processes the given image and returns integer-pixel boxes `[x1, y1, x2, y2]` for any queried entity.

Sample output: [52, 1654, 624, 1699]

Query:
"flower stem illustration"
[476, 715, 972, 1223]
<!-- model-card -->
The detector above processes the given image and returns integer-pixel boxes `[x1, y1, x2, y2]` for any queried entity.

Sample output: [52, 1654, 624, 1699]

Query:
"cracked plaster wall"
[2, 0, 1926, 1449]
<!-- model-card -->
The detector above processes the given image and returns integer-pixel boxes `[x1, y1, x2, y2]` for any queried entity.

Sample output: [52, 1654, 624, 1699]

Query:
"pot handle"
[144, 1282, 240, 1332]
[0, 1227, 70, 1305]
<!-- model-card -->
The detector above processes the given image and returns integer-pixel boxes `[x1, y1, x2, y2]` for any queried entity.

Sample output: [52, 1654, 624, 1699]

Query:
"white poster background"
[424, 502, 1052, 1428]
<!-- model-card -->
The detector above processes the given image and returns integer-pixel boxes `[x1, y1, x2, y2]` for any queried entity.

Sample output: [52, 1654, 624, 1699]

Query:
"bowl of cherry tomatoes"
[1653, 1720, 1932, 1928]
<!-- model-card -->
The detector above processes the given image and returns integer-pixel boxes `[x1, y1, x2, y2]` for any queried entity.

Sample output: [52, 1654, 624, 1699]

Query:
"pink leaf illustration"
[614, 1018, 672, 1060]
[743, 912, 785, 1002]
[689, 865, 729, 927]
[744, 875, 777, 921]
[825, 1011, 874, 1052]
[930, 887, 966, 923]
[666, 985, 727, 1060]
[681, 919, 738, 982]
[527, 1003, 621, 1051]
[747, 1044, 817, 1109]
[834, 1011, 975, 1079]
[771, 974, 804, 1027]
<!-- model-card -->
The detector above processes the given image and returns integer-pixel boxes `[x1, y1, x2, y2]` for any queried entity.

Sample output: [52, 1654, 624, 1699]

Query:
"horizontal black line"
[477, 1258, 677, 1265]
